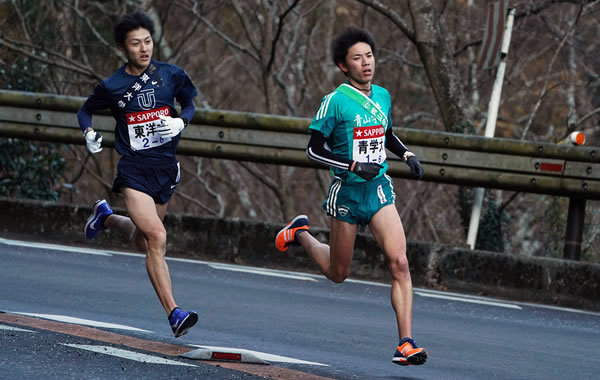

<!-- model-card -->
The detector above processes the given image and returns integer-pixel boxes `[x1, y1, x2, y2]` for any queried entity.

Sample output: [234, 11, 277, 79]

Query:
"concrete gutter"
[1, 197, 598, 311]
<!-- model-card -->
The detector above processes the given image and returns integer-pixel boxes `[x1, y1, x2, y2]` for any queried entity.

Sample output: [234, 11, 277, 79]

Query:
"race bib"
[126, 106, 171, 151]
[353, 125, 386, 164]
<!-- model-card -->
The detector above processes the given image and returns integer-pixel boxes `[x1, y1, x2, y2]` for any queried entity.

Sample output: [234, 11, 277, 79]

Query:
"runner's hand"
[406, 156, 424, 179]
[84, 129, 102, 154]
[352, 161, 383, 181]
[157, 115, 185, 138]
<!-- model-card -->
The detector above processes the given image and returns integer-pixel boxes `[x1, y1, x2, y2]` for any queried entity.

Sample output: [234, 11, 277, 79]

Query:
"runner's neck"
[347, 81, 372, 96]
[125, 63, 149, 76]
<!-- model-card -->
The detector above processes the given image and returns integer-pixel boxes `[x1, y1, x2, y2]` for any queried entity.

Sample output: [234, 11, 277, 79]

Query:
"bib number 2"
[127, 106, 171, 151]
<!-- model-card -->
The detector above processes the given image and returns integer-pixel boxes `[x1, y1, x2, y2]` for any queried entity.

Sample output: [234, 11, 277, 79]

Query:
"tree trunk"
[408, 0, 474, 134]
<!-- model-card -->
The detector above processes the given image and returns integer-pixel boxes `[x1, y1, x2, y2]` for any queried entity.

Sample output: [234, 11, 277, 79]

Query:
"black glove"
[352, 161, 383, 181]
[406, 156, 424, 179]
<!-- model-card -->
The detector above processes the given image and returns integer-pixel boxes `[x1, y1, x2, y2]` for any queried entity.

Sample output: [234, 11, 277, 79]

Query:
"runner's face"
[121, 28, 153, 74]
[339, 42, 375, 87]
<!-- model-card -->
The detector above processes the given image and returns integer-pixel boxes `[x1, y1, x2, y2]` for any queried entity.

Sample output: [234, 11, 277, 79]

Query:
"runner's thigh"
[122, 187, 165, 234]
[368, 204, 406, 260]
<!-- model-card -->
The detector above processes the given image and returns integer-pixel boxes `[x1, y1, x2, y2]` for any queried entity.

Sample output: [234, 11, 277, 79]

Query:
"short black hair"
[331, 27, 376, 67]
[114, 10, 155, 46]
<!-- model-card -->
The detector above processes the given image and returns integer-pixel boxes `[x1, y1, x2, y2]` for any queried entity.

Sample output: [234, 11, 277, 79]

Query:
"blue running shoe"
[84, 199, 113, 240]
[169, 307, 198, 338]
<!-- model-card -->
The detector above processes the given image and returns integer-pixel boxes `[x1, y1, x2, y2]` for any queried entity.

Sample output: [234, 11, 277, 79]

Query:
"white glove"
[84, 129, 102, 154]
[157, 115, 185, 138]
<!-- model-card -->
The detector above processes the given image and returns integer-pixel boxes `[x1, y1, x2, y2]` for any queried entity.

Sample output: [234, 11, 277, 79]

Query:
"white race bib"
[352, 125, 386, 164]
[126, 106, 172, 151]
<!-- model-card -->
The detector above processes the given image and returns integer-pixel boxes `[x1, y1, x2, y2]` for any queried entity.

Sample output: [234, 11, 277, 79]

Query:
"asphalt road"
[0, 237, 599, 379]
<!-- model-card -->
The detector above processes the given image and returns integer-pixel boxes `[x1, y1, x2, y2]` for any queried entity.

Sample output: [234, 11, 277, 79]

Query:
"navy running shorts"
[322, 174, 396, 226]
[112, 160, 180, 204]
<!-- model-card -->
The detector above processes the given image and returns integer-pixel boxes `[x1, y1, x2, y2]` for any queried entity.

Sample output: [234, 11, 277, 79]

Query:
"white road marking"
[61, 344, 196, 367]
[345, 278, 389, 287]
[415, 291, 522, 309]
[0, 237, 113, 256]
[11, 312, 151, 332]
[207, 263, 318, 282]
[189, 345, 328, 366]
[0, 324, 34, 332]
[513, 301, 600, 316]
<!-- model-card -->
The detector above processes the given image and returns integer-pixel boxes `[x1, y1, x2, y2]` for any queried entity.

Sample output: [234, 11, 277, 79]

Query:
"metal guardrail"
[1, 89, 600, 200]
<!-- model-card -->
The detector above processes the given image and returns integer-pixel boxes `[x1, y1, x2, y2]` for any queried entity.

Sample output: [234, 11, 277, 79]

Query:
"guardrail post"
[563, 197, 586, 260]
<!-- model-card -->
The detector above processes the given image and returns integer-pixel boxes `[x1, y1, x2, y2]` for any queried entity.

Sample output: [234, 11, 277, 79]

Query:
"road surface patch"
[0, 312, 333, 380]
[62, 344, 196, 367]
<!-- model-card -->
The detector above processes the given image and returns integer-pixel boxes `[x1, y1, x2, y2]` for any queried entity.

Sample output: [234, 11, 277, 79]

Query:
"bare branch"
[174, 190, 219, 216]
[273, 7, 305, 115]
[515, 0, 598, 18]
[67, 146, 112, 190]
[166, 18, 202, 62]
[521, 5, 584, 140]
[399, 181, 422, 220]
[421, 201, 441, 242]
[453, 39, 482, 58]
[238, 162, 280, 195]
[355, 0, 416, 43]
[498, 191, 520, 214]
[11, 0, 32, 44]
[400, 112, 437, 125]
[57, 0, 126, 62]
[181, 161, 225, 217]
[177, 1, 261, 63]
[231, 0, 261, 57]
[378, 48, 424, 69]
[266, 0, 301, 74]
[0, 35, 102, 80]
[573, 106, 600, 128]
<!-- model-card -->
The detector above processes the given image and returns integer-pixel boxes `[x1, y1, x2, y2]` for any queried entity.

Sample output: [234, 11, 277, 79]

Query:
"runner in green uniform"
[275, 27, 427, 366]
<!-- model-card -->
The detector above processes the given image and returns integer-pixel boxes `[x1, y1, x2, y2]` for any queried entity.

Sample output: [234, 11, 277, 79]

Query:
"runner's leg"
[104, 214, 146, 250]
[368, 204, 413, 339]
[121, 187, 176, 314]
[298, 217, 357, 283]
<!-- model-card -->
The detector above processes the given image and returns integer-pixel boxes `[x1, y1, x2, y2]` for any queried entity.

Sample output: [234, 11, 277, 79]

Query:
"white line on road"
[11, 312, 151, 332]
[0, 237, 113, 256]
[0, 324, 34, 332]
[189, 345, 328, 366]
[415, 291, 522, 309]
[61, 344, 196, 367]
[207, 263, 318, 282]
[345, 278, 390, 287]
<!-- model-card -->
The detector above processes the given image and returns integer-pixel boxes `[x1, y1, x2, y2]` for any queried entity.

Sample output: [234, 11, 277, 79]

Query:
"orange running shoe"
[275, 215, 309, 252]
[392, 337, 427, 366]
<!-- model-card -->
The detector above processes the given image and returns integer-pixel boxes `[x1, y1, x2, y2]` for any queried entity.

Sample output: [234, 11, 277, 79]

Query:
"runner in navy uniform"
[78, 10, 197, 338]
[275, 28, 427, 366]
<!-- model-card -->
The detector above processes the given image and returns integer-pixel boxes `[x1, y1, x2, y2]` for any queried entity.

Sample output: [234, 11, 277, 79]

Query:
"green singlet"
[308, 82, 392, 184]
